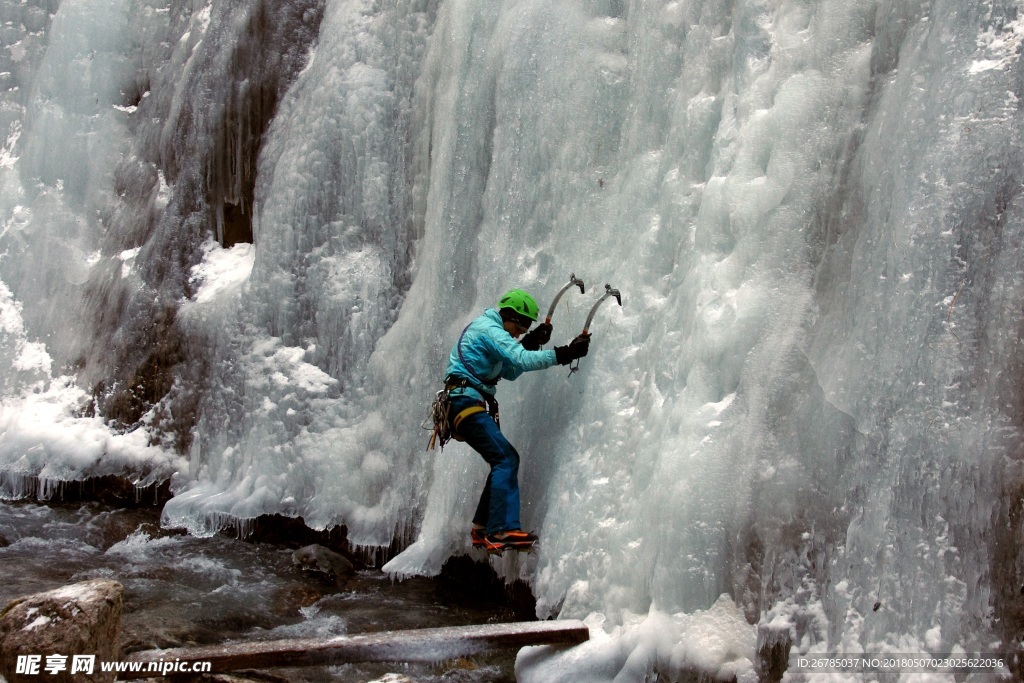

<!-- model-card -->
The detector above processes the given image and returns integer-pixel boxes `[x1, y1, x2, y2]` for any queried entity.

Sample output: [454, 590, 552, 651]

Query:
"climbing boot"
[484, 530, 538, 554]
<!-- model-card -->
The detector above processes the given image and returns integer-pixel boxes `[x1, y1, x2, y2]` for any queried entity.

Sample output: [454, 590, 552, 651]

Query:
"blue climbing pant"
[450, 395, 521, 534]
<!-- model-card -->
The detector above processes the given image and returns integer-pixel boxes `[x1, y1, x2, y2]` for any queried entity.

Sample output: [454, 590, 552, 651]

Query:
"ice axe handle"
[581, 284, 622, 334]
[544, 273, 586, 325]
[570, 284, 620, 377]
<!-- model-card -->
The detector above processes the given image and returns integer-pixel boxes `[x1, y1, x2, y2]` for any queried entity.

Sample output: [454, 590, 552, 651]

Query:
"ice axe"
[545, 273, 586, 325]
[582, 284, 622, 334]
[569, 283, 622, 376]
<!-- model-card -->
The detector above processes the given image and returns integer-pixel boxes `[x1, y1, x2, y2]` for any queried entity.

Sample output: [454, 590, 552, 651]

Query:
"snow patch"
[516, 596, 757, 683]
[185, 240, 255, 305]
[970, 16, 1024, 73]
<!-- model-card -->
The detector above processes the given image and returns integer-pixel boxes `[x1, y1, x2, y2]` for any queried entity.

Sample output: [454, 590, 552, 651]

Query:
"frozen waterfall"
[1, 0, 1022, 679]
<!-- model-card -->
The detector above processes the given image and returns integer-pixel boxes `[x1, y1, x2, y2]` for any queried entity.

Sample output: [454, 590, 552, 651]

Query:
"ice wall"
[2, 0, 1023, 677]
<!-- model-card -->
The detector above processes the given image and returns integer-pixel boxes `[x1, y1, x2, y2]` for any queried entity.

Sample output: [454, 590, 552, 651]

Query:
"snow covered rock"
[0, 579, 123, 683]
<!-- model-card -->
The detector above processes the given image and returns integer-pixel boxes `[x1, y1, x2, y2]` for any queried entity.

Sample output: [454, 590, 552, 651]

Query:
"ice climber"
[443, 289, 591, 553]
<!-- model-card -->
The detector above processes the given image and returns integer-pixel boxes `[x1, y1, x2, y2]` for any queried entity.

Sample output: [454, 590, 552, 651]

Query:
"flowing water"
[0, 499, 521, 682]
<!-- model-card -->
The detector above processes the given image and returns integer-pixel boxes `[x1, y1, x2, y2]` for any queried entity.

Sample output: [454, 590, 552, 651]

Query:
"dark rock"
[240, 514, 350, 554]
[8, 475, 171, 508]
[439, 555, 535, 621]
[291, 544, 355, 586]
[756, 622, 794, 682]
[0, 579, 123, 683]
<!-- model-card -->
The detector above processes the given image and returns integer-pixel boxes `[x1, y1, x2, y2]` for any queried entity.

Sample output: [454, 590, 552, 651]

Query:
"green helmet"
[497, 288, 539, 321]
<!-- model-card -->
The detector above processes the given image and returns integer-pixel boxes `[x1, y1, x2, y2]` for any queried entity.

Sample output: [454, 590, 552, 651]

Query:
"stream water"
[0, 499, 523, 682]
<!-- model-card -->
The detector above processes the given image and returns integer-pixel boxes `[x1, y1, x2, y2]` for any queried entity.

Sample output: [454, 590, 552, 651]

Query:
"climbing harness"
[426, 378, 500, 451]
[544, 273, 585, 325]
[426, 325, 502, 451]
[569, 283, 622, 376]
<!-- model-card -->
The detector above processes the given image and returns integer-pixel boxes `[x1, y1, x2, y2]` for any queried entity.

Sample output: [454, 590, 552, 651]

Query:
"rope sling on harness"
[426, 380, 497, 451]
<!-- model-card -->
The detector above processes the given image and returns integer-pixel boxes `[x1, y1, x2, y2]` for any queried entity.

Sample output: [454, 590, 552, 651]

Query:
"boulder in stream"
[291, 544, 355, 587]
[0, 579, 123, 683]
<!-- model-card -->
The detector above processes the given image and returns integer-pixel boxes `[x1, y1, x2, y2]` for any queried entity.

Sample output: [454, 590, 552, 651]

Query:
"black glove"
[555, 333, 591, 365]
[520, 322, 553, 351]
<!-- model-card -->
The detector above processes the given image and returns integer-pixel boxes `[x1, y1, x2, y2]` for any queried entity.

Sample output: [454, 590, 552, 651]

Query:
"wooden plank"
[120, 620, 589, 678]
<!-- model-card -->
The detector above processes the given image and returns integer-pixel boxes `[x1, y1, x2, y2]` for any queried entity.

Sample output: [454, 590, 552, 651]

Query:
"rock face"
[0, 579, 123, 683]
[291, 544, 355, 587]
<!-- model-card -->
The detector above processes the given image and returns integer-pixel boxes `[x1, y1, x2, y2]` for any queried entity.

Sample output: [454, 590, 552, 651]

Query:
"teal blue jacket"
[445, 308, 557, 401]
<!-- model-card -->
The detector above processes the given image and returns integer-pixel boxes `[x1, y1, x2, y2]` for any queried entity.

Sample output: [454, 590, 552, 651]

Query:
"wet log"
[120, 620, 589, 678]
